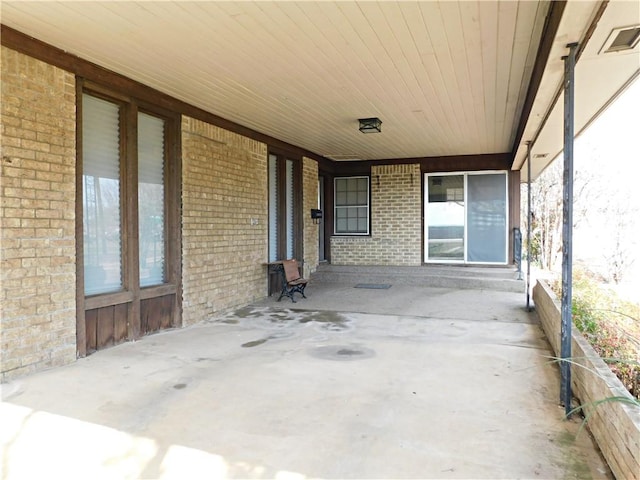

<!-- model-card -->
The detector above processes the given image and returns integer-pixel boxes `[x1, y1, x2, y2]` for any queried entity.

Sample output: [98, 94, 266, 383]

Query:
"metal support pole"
[561, 43, 578, 416]
[526, 141, 532, 311]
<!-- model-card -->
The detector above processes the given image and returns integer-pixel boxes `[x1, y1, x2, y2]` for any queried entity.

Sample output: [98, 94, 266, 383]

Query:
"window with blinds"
[268, 153, 300, 263]
[268, 155, 279, 262]
[286, 159, 294, 259]
[82, 94, 123, 295]
[138, 112, 166, 287]
[79, 87, 179, 349]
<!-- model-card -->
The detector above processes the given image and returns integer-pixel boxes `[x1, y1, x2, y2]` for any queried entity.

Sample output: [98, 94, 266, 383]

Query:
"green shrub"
[572, 296, 599, 336]
[552, 269, 640, 399]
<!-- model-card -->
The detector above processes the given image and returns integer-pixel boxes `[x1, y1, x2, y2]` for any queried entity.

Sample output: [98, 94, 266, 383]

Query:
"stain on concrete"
[214, 307, 356, 334]
[242, 339, 268, 348]
[212, 306, 269, 324]
[241, 330, 296, 348]
[557, 429, 597, 480]
[268, 312, 295, 325]
[310, 345, 375, 361]
[296, 311, 352, 331]
[173, 383, 187, 390]
[545, 426, 611, 480]
[232, 306, 264, 319]
[270, 330, 295, 339]
[196, 357, 218, 363]
[337, 348, 364, 356]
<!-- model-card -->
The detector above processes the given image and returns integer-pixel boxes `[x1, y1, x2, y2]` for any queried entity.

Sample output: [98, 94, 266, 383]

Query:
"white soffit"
[1, 1, 549, 161]
[516, 0, 640, 181]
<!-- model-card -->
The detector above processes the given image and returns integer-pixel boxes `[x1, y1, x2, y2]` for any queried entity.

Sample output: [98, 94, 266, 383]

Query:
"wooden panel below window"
[85, 309, 98, 353]
[268, 270, 283, 296]
[97, 306, 115, 349]
[85, 303, 129, 353]
[114, 303, 129, 343]
[141, 294, 174, 335]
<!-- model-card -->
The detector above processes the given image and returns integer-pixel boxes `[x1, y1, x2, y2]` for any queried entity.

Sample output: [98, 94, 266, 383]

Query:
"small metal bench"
[277, 259, 308, 303]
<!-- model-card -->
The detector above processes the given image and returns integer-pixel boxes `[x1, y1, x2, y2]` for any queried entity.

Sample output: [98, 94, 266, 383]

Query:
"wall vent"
[600, 26, 640, 54]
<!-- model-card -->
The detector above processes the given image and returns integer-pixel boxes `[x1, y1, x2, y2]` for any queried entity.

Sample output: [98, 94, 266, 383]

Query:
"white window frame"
[424, 171, 508, 265]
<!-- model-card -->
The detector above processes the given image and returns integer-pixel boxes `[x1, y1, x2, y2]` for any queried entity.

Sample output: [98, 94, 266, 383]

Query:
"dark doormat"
[354, 283, 392, 289]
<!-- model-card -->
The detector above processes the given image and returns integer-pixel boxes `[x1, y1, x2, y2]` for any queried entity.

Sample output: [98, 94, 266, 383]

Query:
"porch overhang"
[513, 0, 640, 181]
[0, 1, 638, 179]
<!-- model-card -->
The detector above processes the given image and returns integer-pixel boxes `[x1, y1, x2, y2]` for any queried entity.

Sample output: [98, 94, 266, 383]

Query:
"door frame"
[424, 170, 509, 265]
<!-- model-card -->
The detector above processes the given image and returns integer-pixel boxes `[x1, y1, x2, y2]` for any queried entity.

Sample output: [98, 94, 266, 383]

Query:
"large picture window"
[334, 176, 369, 235]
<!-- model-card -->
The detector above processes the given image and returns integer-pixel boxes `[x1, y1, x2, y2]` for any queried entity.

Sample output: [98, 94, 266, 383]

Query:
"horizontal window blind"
[138, 112, 166, 287]
[268, 155, 278, 262]
[82, 94, 123, 295]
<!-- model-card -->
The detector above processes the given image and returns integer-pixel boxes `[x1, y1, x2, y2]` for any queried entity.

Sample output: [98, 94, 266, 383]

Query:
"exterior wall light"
[358, 117, 382, 133]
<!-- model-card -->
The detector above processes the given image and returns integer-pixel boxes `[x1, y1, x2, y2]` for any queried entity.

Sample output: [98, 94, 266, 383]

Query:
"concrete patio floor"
[1, 283, 611, 479]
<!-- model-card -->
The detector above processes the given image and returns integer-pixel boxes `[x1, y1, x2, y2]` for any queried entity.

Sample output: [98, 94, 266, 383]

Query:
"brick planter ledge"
[533, 280, 640, 479]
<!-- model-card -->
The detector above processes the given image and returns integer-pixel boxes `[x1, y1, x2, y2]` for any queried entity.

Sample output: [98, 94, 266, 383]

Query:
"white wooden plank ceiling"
[4, 1, 636, 174]
[1, 1, 549, 161]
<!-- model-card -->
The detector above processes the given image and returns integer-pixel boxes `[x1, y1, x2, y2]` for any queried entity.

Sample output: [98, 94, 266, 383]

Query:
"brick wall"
[0, 48, 320, 380]
[181, 117, 268, 325]
[1, 47, 77, 381]
[302, 157, 319, 278]
[331, 163, 422, 266]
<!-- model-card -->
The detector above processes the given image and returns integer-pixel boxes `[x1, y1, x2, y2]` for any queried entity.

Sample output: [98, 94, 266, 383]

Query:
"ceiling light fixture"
[358, 117, 382, 133]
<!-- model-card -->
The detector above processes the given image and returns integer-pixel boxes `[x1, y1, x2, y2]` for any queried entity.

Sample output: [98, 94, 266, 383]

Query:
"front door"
[424, 172, 507, 264]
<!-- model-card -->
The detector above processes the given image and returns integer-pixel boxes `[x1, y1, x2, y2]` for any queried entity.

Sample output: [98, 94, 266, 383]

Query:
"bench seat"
[278, 259, 308, 303]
